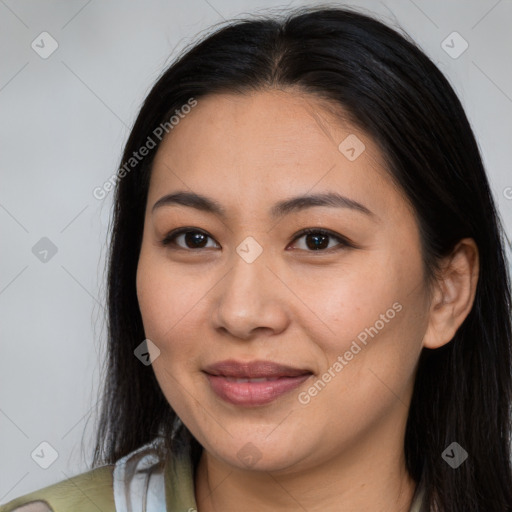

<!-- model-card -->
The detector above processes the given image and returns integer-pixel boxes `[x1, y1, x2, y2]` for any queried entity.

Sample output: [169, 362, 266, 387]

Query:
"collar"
[164, 437, 198, 511]
[162, 438, 427, 512]
[114, 436, 426, 511]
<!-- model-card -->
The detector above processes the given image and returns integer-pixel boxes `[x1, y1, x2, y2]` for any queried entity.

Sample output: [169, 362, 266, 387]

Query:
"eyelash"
[160, 227, 354, 253]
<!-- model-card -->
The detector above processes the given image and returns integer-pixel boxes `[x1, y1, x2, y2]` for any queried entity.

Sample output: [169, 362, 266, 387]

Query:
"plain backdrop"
[1, 0, 511, 501]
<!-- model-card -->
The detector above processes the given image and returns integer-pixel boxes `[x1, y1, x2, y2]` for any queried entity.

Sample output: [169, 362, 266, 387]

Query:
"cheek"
[136, 256, 167, 338]
[302, 251, 426, 403]
[300, 257, 403, 356]
[135, 253, 201, 408]
[135, 250, 211, 360]
[136, 250, 185, 345]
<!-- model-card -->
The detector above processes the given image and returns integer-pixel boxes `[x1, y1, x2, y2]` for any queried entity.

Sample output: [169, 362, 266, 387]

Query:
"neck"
[194, 419, 417, 512]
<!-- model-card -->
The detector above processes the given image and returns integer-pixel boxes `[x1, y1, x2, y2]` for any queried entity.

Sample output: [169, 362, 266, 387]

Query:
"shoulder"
[0, 465, 115, 512]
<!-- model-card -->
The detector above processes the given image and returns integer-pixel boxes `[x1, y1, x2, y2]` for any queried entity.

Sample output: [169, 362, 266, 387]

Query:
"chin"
[206, 437, 311, 474]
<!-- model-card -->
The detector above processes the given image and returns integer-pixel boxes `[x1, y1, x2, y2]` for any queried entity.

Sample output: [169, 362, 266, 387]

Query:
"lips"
[203, 359, 312, 379]
[203, 359, 313, 406]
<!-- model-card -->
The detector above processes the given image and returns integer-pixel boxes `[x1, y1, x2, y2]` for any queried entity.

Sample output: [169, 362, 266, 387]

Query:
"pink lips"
[203, 359, 313, 406]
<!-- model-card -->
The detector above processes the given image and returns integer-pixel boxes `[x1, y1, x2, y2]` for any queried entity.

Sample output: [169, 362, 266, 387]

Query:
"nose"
[211, 247, 290, 341]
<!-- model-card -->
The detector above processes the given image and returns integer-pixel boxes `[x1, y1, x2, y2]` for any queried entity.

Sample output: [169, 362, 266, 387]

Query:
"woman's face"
[136, 89, 431, 473]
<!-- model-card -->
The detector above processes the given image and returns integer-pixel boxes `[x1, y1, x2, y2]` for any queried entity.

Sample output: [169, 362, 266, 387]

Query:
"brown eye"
[160, 227, 353, 253]
[289, 228, 352, 252]
[161, 228, 219, 250]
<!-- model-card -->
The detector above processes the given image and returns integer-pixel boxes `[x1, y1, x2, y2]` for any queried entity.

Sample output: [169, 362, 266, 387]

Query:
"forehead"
[148, 89, 404, 219]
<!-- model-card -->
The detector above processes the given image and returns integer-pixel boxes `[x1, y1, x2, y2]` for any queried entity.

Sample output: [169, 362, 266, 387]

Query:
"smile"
[204, 373, 312, 406]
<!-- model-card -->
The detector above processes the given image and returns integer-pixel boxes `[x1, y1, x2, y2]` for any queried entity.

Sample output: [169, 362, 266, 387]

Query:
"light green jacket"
[0, 438, 425, 511]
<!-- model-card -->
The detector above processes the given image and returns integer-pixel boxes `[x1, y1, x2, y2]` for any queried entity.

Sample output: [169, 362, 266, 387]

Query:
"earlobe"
[422, 238, 479, 350]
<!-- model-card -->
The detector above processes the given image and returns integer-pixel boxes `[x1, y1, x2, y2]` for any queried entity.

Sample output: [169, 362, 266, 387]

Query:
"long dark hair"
[92, 5, 512, 510]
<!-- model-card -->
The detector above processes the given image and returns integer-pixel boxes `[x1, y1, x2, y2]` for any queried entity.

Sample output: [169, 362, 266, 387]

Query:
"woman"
[2, 5, 511, 511]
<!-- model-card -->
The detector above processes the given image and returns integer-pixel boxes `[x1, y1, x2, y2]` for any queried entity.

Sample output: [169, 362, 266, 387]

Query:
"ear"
[422, 238, 479, 349]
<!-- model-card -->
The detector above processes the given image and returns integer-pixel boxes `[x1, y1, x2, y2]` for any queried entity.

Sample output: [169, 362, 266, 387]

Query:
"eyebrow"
[151, 190, 376, 220]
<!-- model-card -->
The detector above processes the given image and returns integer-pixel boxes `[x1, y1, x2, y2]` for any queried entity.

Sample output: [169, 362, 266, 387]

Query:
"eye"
[160, 227, 353, 252]
[288, 228, 353, 252]
[160, 228, 219, 250]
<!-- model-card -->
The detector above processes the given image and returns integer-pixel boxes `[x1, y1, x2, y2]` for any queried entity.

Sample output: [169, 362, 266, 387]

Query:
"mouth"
[203, 359, 313, 378]
[220, 376, 293, 382]
[202, 359, 314, 406]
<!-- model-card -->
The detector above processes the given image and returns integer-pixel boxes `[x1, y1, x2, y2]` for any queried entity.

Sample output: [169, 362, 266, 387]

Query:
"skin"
[136, 89, 479, 511]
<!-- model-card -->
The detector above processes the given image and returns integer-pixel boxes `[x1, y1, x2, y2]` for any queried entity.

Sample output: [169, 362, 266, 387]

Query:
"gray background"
[1, 0, 511, 501]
